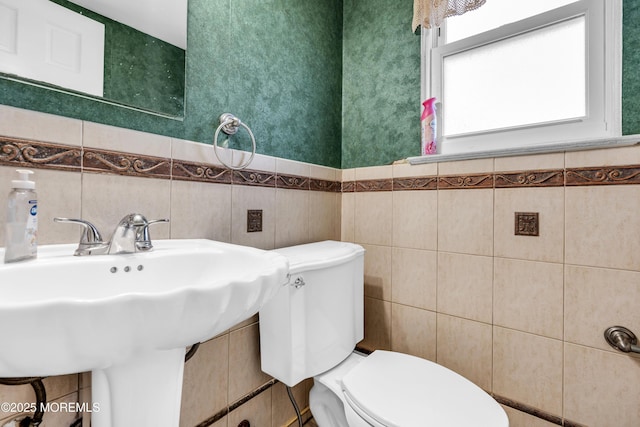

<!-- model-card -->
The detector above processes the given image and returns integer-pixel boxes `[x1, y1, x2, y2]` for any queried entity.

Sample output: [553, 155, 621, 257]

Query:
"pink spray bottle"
[421, 97, 437, 155]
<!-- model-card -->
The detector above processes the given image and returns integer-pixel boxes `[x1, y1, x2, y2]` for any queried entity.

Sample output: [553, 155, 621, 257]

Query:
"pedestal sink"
[0, 239, 289, 427]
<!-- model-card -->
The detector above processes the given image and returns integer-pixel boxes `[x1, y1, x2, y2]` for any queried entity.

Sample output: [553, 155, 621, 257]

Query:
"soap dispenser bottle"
[4, 169, 38, 263]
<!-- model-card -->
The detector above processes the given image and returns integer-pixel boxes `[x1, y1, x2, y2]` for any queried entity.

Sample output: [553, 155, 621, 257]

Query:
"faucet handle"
[147, 218, 170, 226]
[53, 218, 103, 243]
[53, 218, 106, 256]
[136, 218, 169, 251]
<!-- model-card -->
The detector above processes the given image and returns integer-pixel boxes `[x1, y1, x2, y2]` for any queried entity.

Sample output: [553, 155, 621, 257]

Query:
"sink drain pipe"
[0, 377, 46, 426]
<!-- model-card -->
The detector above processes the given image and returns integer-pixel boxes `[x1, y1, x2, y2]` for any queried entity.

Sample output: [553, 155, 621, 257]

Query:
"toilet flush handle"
[604, 326, 640, 354]
[292, 277, 306, 289]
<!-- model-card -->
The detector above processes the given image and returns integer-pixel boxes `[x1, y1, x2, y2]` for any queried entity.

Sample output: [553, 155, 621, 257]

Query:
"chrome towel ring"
[213, 113, 256, 170]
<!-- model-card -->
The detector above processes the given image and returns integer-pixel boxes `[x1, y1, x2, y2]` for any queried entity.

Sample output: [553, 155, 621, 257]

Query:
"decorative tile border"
[0, 136, 345, 193]
[172, 160, 232, 184]
[232, 169, 277, 187]
[495, 169, 564, 188]
[566, 165, 640, 186]
[6, 136, 640, 195]
[355, 165, 640, 191]
[355, 179, 394, 192]
[0, 136, 81, 171]
[310, 178, 341, 193]
[277, 173, 309, 190]
[342, 181, 356, 192]
[83, 148, 172, 179]
[439, 173, 494, 189]
[393, 176, 437, 191]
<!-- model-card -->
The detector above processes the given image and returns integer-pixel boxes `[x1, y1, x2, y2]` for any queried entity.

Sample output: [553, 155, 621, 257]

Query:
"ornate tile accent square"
[515, 212, 539, 236]
[247, 209, 263, 233]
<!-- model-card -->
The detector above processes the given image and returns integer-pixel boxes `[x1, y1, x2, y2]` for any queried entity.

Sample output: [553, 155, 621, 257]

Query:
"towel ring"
[213, 113, 256, 170]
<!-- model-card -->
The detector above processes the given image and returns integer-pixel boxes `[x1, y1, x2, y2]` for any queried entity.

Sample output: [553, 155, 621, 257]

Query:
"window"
[423, 0, 621, 155]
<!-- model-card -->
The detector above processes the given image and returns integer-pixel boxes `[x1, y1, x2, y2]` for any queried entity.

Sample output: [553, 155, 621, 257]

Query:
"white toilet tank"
[259, 241, 365, 387]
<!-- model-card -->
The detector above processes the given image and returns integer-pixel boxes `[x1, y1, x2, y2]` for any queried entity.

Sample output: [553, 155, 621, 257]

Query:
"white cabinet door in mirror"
[0, 0, 104, 96]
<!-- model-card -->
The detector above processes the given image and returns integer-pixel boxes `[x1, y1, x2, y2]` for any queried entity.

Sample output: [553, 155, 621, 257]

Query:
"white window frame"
[420, 0, 622, 157]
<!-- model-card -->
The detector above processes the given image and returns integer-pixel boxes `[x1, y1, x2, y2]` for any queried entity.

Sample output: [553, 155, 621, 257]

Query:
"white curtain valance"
[412, 0, 486, 32]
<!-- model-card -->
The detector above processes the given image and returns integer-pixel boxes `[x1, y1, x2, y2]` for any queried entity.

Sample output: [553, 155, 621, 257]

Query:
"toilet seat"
[341, 350, 509, 427]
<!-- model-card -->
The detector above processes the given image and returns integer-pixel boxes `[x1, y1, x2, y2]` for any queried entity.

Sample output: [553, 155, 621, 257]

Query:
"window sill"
[406, 135, 640, 165]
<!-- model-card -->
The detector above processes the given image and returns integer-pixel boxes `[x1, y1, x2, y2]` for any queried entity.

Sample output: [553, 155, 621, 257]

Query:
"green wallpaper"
[341, 0, 420, 168]
[0, 0, 343, 168]
[183, 0, 343, 167]
[102, 21, 185, 117]
[623, 0, 640, 135]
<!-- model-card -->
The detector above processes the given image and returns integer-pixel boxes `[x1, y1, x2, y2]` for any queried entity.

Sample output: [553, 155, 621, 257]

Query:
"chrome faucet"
[54, 214, 169, 256]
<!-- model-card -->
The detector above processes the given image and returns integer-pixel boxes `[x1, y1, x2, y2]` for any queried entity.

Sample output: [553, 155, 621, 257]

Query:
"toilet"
[259, 241, 509, 427]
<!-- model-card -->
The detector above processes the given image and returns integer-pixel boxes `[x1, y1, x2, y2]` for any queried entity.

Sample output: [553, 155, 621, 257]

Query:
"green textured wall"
[102, 22, 185, 117]
[183, 0, 343, 167]
[341, 0, 420, 168]
[0, 0, 343, 168]
[623, 0, 640, 135]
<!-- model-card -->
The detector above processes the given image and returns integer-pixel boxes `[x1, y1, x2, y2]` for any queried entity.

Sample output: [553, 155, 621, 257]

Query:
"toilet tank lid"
[341, 351, 509, 427]
[272, 241, 365, 274]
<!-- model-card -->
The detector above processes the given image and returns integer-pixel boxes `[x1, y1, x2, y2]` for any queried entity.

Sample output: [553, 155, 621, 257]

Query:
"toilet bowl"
[259, 241, 508, 427]
[311, 350, 508, 427]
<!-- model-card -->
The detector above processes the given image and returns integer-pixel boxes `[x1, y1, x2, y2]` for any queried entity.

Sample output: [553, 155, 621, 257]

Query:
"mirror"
[0, 0, 187, 119]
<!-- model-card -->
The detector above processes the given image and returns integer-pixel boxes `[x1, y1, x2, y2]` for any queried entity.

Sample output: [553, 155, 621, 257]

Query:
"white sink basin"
[0, 239, 289, 427]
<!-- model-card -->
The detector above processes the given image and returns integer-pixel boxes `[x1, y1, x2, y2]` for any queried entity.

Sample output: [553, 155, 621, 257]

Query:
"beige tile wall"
[347, 148, 640, 427]
[0, 106, 336, 427]
[3, 103, 640, 427]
